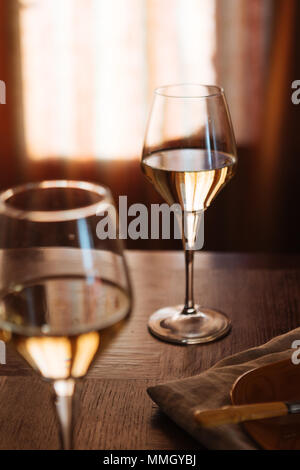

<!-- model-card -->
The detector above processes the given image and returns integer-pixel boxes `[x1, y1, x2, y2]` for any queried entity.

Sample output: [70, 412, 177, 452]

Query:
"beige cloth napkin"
[147, 328, 300, 450]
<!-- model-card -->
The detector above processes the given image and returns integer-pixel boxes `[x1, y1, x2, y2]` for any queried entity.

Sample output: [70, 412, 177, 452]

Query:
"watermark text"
[0, 80, 6, 104]
[96, 196, 204, 250]
[291, 340, 300, 365]
[291, 80, 300, 105]
[0, 340, 6, 364]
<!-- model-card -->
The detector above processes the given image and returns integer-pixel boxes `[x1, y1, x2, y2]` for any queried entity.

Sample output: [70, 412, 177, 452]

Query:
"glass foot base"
[148, 305, 231, 345]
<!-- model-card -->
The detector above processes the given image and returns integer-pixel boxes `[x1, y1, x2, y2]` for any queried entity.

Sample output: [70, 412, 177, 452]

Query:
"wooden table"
[0, 251, 299, 450]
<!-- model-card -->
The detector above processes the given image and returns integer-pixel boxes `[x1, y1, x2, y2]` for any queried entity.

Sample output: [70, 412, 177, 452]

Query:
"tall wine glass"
[0, 180, 132, 449]
[141, 84, 237, 344]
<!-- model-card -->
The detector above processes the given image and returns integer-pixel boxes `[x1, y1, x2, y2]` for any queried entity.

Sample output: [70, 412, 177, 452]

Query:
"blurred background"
[0, 0, 299, 252]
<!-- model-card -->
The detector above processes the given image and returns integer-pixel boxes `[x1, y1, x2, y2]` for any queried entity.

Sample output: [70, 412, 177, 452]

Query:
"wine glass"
[0, 180, 132, 449]
[141, 84, 237, 344]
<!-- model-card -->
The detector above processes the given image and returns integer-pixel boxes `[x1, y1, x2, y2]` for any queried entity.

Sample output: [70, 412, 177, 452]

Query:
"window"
[19, 0, 270, 161]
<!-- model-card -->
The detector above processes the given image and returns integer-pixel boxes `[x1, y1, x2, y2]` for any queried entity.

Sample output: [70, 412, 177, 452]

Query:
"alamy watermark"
[96, 196, 204, 250]
[291, 340, 300, 365]
[291, 80, 300, 105]
[0, 80, 6, 104]
[0, 340, 5, 364]
[0, 78, 6, 363]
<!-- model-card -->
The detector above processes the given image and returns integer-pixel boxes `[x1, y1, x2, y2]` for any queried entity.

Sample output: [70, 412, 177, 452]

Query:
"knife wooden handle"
[194, 402, 288, 428]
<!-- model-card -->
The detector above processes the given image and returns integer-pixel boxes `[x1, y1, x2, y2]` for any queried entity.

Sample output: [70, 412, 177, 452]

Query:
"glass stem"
[184, 249, 195, 313]
[181, 210, 201, 315]
[53, 379, 75, 450]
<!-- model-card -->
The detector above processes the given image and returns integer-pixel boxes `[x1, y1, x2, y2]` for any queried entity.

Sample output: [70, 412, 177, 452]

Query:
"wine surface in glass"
[0, 274, 130, 380]
[142, 148, 236, 211]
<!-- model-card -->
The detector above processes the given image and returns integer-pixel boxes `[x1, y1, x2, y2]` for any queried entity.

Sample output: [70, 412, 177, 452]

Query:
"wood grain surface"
[0, 251, 299, 449]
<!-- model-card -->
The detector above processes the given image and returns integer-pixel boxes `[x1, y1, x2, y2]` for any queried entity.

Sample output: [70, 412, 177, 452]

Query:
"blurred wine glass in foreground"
[0, 180, 132, 449]
[142, 84, 237, 344]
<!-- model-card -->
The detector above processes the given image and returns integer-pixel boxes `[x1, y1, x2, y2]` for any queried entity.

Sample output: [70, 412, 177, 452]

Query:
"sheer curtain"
[17, 0, 272, 162]
[1, 0, 298, 252]
[19, 0, 218, 161]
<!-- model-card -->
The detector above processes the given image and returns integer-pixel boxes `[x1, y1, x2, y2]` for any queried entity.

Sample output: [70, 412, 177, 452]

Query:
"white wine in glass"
[0, 180, 132, 449]
[142, 149, 236, 212]
[142, 85, 237, 344]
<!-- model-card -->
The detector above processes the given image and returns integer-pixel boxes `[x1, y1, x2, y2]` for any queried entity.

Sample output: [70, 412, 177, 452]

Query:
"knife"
[194, 402, 300, 428]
